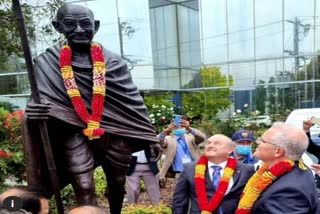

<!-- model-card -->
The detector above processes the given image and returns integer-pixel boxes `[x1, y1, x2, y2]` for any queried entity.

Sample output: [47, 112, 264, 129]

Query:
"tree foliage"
[182, 66, 234, 118]
[0, 0, 63, 72]
[0, 0, 63, 95]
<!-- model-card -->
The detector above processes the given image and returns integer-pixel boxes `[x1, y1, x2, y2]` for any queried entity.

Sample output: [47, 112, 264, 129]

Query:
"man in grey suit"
[242, 122, 319, 214]
[172, 134, 255, 214]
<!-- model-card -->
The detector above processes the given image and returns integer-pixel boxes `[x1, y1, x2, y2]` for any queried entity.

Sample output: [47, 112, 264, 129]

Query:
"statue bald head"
[52, 3, 100, 47]
[56, 4, 94, 21]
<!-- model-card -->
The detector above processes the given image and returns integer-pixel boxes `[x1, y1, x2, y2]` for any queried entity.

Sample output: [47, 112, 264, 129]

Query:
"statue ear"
[94, 20, 100, 33]
[52, 20, 64, 34]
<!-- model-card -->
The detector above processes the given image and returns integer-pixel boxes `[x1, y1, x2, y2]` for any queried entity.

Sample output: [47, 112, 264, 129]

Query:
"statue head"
[52, 4, 100, 47]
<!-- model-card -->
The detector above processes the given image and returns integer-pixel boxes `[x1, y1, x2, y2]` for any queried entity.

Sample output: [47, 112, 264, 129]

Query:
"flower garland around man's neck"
[60, 42, 106, 140]
[236, 160, 295, 214]
[194, 156, 237, 214]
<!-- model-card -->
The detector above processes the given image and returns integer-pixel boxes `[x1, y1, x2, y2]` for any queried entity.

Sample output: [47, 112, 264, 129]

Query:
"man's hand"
[311, 163, 320, 175]
[25, 102, 50, 120]
[149, 143, 162, 162]
[303, 119, 314, 132]
[180, 119, 191, 131]
[162, 122, 175, 135]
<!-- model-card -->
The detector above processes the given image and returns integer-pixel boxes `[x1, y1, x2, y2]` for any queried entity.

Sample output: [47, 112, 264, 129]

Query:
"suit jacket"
[127, 151, 159, 176]
[306, 132, 320, 159]
[251, 164, 319, 214]
[172, 161, 255, 214]
[158, 129, 206, 180]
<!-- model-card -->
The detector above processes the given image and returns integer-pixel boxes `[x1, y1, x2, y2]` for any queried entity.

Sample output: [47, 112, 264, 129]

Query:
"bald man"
[172, 134, 255, 214]
[238, 122, 319, 214]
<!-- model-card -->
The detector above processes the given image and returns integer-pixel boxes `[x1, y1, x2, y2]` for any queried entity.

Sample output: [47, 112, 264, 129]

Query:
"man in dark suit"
[242, 122, 319, 214]
[172, 134, 255, 214]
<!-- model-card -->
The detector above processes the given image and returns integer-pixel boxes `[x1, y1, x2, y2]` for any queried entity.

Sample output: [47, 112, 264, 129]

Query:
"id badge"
[182, 155, 191, 164]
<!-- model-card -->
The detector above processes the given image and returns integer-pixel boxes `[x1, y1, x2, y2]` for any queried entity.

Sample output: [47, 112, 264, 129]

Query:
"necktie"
[212, 165, 222, 189]
[212, 165, 223, 214]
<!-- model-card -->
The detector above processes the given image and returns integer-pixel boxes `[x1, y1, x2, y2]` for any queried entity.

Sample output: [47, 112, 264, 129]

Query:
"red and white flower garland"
[194, 156, 237, 214]
[59, 43, 106, 140]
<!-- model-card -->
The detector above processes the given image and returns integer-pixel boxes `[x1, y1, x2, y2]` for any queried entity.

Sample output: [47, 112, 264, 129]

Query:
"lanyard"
[177, 138, 189, 154]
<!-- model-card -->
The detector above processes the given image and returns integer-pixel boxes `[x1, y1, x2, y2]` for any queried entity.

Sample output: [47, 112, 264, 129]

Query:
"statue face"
[56, 5, 97, 46]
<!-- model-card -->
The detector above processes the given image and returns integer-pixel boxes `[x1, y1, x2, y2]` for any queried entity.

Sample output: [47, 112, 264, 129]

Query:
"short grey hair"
[270, 122, 308, 160]
[208, 134, 235, 148]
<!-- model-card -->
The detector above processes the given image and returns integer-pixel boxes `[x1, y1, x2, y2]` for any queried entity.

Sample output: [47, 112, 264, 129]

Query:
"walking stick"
[11, 1, 64, 213]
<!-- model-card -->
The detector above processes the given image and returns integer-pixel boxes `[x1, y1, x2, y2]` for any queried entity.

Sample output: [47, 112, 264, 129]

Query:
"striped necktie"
[212, 165, 223, 214]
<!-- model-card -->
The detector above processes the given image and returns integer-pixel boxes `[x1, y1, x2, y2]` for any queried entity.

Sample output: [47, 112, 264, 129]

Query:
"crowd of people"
[123, 116, 320, 214]
[2, 117, 320, 213]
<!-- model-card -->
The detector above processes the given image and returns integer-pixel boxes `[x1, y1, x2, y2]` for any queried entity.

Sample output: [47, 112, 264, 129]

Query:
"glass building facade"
[150, 0, 320, 115]
[1, 0, 320, 115]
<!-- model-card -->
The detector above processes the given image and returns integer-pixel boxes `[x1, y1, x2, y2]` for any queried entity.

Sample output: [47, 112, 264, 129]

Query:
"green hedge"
[122, 203, 172, 214]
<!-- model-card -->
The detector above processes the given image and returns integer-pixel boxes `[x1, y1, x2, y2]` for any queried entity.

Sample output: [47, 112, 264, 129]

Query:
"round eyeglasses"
[256, 137, 280, 147]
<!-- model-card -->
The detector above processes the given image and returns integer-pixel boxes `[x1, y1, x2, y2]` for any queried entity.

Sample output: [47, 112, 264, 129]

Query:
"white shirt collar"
[208, 160, 227, 169]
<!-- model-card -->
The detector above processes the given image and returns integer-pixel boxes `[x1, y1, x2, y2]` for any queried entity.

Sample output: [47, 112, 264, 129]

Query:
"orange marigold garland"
[60, 42, 106, 140]
[236, 160, 295, 214]
[195, 156, 237, 214]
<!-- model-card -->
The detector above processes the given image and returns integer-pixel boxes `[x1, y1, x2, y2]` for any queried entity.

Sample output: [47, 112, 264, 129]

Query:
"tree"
[182, 66, 233, 118]
[254, 80, 266, 114]
[295, 55, 320, 107]
[0, 0, 63, 94]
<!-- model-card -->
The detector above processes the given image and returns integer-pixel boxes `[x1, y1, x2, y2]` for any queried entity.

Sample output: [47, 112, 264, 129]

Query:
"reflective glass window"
[200, 0, 227, 64]
[228, 0, 254, 61]
[255, 0, 283, 58]
[284, 0, 314, 56]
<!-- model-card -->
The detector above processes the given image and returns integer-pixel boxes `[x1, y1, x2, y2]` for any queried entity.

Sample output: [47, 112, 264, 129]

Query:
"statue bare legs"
[92, 134, 136, 214]
[49, 120, 136, 213]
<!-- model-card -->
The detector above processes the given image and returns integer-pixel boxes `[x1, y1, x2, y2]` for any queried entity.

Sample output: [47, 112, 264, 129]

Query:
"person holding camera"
[303, 118, 320, 160]
[157, 115, 206, 183]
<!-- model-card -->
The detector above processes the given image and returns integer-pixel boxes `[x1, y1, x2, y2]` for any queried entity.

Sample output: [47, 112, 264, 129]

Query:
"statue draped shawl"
[22, 44, 158, 192]
[32, 44, 157, 140]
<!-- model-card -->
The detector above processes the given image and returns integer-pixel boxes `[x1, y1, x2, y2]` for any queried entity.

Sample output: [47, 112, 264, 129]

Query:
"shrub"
[122, 203, 172, 214]
[148, 105, 174, 134]
[49, 184, 76, 213]
[0, 101, 18, 112]
[0, 108, 25, 186]
[94, 166, 107, 196]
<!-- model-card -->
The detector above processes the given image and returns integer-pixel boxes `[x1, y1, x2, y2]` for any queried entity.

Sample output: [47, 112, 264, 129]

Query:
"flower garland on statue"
[60, 42, 106, 140]
[194, 156, 237, 214]
[235, 160, 295, 214]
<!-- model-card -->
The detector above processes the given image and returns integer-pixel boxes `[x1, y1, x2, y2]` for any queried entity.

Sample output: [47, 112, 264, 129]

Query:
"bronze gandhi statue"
[22, 3, 161, 214]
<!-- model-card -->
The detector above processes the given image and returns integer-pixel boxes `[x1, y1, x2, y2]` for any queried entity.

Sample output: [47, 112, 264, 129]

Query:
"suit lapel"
[205, 167, 215, 192]
[226, 164, 241, 195]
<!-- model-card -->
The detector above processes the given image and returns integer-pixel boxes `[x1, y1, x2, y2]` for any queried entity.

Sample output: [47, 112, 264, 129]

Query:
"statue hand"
[148, 143, 162, 162]
[26, 102, 50, 120]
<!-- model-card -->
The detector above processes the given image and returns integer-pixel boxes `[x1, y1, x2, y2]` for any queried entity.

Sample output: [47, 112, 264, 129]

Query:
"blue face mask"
[173, 128, 186, 137]
[235, 145, 252, 155]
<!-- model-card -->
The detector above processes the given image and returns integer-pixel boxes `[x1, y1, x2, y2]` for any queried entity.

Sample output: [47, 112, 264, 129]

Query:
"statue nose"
[74, 24, 85, 33]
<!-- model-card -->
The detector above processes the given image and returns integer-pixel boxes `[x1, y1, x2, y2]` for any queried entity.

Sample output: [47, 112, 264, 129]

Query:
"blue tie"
[212, 165, 222, 189]
[212, 166, 223, 214]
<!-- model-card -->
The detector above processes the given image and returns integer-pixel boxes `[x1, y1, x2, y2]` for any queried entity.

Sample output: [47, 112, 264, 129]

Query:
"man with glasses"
[173, 134, 255, 214]
[239, 122, 318, 213]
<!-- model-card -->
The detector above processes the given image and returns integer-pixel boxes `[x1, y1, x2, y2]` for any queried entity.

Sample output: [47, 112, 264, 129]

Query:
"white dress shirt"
[208, 160, 234, 195]
[132, 150, 148, 163]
